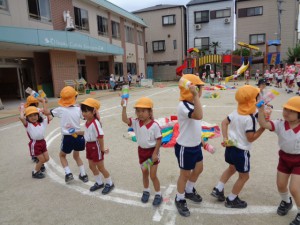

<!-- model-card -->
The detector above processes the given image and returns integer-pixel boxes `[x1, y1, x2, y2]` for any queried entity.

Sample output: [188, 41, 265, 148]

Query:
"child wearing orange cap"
[19, 99, 49, 179]
[258, 96, 300, 225]
[121, 97, 163, 207]
[174, 74, 204, 217]
[78, 98, 114, 194]
[211, 85, 265, 208]
[43, 86, 88, 184]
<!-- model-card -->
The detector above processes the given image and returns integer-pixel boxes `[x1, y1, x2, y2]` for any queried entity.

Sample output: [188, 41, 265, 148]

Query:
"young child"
[217, 71, 222, 84]
[211, 85, 265, 208]
[43, 86, 88, 184]
[258, 96, 300, 225]
[174, 74, 204, 217]
[121, 97, 163, 206]
[255, 69, 260, 83]
[79, 98, 114, 194]
[233, 71, 239, 86]
[19, 100, 49, 179]
[201, 72, 206, 83]
[245, 70, 250, 85]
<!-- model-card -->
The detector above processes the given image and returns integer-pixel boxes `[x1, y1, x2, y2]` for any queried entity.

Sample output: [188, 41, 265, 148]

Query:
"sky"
[107, 0, 190, 12]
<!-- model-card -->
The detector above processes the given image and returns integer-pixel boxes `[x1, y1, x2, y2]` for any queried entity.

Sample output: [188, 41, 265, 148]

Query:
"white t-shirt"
[129, 118, 162, 148]
[51, 106, 83, 135]
[227, 110, 257, 151]
[270, 119, 300, 154]
[25, 117, 48, 140]
[84, 118, 104, 142]
[176, 101, 202, 147]
[296, 74, 300, 82]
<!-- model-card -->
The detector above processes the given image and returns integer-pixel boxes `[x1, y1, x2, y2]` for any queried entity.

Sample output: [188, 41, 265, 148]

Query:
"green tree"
[287, 44, 300, 64]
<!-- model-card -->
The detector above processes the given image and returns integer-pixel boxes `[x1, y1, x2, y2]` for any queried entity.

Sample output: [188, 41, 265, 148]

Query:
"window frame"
[249, 33, 265, 45]
[162, 14, 176, 26]
[137, 30, 143, 46]
[211, 9, 231, 19]
[194, 10, 209, 24]
[97, 15, 108, 36]
[74, 6, 89, 31]
[111, 21, 121, 39]
[238, 6, 263, 18]
[194, 37, 210, 50]
[0, 0, 8, 11]
[125, 25, 134, 44]
[27, 0, 51, 22]
[152, 40, 165, 52]
[114, 62, 123, 76]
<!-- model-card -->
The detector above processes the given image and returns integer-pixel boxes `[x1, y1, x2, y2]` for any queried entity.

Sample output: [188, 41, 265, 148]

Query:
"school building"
[0, 0, 147, 99]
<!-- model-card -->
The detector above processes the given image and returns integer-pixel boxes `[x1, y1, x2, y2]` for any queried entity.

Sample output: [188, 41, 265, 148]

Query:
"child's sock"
[95, 175, 103, 185]
[105, 176, 113, 186]
[64, 166, 71, 174]
[228, 193, 237, 201]
[215, 181, 225, 192]
[79, 165, 86, 176]
[176, 192, 185, 201]
[279, 191, 291, 203]
[185, 181, 195, 194]
[33, 170, 37, 174]
[144, 187, 150, 193]
[155, 191, 162, 196]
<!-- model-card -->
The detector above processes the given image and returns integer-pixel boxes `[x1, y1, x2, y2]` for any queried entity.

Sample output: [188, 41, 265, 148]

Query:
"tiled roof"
[187, 0, 231, 6]
[132, 4, 185, 13]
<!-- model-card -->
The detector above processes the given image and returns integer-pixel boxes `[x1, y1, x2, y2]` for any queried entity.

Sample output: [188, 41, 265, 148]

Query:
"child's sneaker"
[102, 183, 114, 195]
[78, 174, 89, 183]
[65, 173, 74, 183]
[211, 187, 225, 202]
[90, 182, 104, 192]
[175, 198, 190, 217]
[152, 194, 163, 206]
[185, 188, 202, 203]
[225, 196, 247, 208]
[277, 197, 293, 216]
[290, 213, 300, 225]
[141, 191, 150, 203]
[40, 164, 46, 173]
[32, 171, 45, 179]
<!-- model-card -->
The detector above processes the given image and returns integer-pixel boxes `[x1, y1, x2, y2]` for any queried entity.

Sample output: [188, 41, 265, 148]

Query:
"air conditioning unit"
[194, 24, 202, 30]
[224, 18, 231, 24]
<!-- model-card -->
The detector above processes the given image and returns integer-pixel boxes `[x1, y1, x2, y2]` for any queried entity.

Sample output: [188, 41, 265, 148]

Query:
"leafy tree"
[287, 44, 300, 64]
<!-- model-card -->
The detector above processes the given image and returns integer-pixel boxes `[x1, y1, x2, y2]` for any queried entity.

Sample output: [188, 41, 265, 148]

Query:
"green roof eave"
[0, 26, 124, 55]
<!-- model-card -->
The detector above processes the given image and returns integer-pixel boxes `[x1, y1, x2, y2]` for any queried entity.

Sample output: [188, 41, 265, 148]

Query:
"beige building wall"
[236, 0, 298, 60]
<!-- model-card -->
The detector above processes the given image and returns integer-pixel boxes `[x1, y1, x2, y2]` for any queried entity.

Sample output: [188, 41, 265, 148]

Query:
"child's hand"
[221, 139, 228, 147]
[121, 99, 127, 107]
[189, 85, 198, 96]
[152, 153, 158, 163]
[102, 148, 109, 154]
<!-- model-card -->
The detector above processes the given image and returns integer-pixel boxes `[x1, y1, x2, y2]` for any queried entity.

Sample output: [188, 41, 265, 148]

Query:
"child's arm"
[98, 137, 109, 154]
[121, 100, 130, 125]
[190, 86, 203, 120]
[152, 138, 162, 163]
[221, 117, 229, 146]
[18, 105, 26, 126]
[246, 126, 265, 142]
[257, 105, 273, 130]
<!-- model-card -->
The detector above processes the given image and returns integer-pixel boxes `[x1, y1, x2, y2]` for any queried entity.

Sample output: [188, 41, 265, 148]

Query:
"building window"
[210, 9, 231, 19]
[173, 40, 177, 49]
[125, 26, 134, 43]
[194, 10, 209, 23]
[28, 0, 51, 22]
[152, 40, 165, 52]
[74, 7, 89, 31]
[114, 62, 123, 76]
[250, 34, 265, 45]
[194, 37, 209, 50]
[238, 6, 263, 18]
[97, 15, 108, 36]
[127, 63, 136, 74]
[162, 15, 176, 25]
[0, 0, 8, 11]
[112, 21, 120, 39]
[146, 42, 148, 53]
[137, 31, 143, 46]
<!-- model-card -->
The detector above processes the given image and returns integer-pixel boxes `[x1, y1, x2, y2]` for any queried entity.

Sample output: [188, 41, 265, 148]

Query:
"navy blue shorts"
[174, 143, 203, 170]
[225, 146, 250, 173]
[61, 135, 85, 154]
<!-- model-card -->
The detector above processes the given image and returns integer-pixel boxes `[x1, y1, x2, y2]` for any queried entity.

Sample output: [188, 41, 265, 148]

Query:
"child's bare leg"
[89, 160, 98, 175]
[231, 172, 249, 195]
[220, 164, 236, 184]
[35, 154, 45, 171]
[73, 151, 83, 167]
[142, 168, 150, 188]
[289, 174, 300, 207]
[189, 161, 203, 183]
[177, 169, 191, 194]
[59, 151, 68, 168]
[277, 171, 290, 193]
[150, 164, 160, 192]
[96, 161, 110, 178]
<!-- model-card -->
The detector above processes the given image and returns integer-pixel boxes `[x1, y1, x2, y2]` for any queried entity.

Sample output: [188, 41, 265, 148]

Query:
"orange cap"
[235, 85, 260, 115]
[81, 98, 100, 110]
[24, 96, 39, 108]
[58, 86, 78, 107]
[283, 96, 300, 112]
[179, 74, 204, 102]
[134, 97, 153, 108]
[25, 106, 39, 117]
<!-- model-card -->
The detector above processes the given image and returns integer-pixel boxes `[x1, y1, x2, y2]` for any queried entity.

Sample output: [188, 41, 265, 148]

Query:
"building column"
[85, 56, 99, 83]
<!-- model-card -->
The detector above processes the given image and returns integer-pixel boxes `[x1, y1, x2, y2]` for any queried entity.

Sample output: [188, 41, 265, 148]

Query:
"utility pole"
[277, 0, 283, 40]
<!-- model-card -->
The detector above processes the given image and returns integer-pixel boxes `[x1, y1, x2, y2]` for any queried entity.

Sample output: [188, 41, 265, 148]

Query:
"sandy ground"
[0, 80, 298, 225]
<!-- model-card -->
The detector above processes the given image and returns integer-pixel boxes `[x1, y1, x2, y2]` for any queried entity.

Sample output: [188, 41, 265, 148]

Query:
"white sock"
[176, 192, 185, 201]
[79, 165, 86, 176]
[64, 166, 71, 174]
[95, 175, 103, 185]
[33, 170, 37, 174]
[279, 192, 291, 203]
[216, 181, 225, 192]
[144, 187, 150, 193]
[105, 176, 113, 186]
[155, 191, 162, 196]
[185, 181, 195, 194]
[228, 193, 237, 201]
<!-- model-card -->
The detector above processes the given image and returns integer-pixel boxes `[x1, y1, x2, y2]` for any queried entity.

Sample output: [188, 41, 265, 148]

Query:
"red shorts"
[29, 139, 47, 157]
[138, 146, 159, 165]
[277, 150, 300, 175]
[86, 142, 104, 162]
[287, 80, 294, 86]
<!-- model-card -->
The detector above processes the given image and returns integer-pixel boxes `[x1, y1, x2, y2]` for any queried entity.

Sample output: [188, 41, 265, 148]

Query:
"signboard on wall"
[140, 79, 153, 87]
